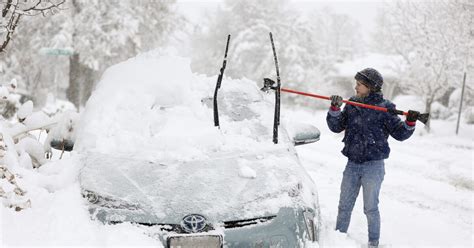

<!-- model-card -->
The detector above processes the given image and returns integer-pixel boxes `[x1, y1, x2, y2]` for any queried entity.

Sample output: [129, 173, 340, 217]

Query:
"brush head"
[261, 78, 277, 92]
[418, 113, 430, 124]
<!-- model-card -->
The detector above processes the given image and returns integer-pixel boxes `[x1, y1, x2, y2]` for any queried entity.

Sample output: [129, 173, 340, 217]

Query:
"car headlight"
[82, 190, 140, 210]
[303, 209, 317, 242]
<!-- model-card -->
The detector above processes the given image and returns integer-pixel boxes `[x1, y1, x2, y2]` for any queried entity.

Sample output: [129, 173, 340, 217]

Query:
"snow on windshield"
[75, 53, 288, 161]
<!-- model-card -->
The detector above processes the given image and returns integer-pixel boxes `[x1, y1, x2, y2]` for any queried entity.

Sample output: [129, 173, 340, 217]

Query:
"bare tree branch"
[1, 0, 12, 17]
[0, 0, 65, 53]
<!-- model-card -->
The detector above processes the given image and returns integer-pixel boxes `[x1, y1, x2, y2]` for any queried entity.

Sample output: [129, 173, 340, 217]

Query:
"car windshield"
[74, 55, 290, 161]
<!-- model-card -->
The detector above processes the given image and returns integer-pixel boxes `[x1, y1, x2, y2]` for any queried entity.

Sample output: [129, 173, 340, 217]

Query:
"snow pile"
[42, 93, 77, 116]
[46, 111, 79, 142]
[17, 101, 33, 121]
[75, 55, 212, 159]
[238, 160, 257, 179]
[75, 54, 282, 161]
[1, 156, 160, 247]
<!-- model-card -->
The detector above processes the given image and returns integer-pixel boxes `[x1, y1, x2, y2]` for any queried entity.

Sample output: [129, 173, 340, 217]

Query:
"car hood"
[79, 150, 313, 223]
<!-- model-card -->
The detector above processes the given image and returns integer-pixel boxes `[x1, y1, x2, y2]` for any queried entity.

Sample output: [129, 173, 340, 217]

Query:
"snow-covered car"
[74, 55, 321, 247]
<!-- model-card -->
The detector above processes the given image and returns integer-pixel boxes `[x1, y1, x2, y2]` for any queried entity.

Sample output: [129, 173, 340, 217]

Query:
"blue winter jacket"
[326, 92, 415, 163]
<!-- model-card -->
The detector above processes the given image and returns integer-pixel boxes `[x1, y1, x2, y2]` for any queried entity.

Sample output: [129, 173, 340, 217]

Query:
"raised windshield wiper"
[269, 32, 281, 144]
[261, 32, 282, 144]
[260, 33, 282, 144]
[213, 34, 231, 128]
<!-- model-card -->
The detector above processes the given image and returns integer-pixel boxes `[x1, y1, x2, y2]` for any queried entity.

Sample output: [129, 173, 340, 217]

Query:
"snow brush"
[261, 78, 430, 124]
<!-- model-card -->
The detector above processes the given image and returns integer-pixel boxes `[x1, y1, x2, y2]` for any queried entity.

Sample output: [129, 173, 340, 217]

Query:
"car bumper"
[90, 206, 319, 248]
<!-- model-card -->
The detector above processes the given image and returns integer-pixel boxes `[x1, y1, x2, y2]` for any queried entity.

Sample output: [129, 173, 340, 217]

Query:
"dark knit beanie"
[355, 68, 383, 92]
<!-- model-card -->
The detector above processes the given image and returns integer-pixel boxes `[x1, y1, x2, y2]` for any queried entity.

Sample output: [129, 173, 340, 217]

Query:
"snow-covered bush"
[0, 131, 31, 211]
[0, 80, 79, 211]
[464, 106, 474, 124]
[0, 79, 20, 119]
[42, 93, 77, 117]
[448, 88, 462, 110]
[429, 101, 451, 120]
[448, 89, 473, 124]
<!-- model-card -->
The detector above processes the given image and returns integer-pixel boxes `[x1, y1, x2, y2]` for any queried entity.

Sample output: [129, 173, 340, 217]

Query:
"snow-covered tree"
[1, 14, 66, 106]
[190, 0, 362, 106]
[66, 0, 181, 107]
[302, 7, 364, 105]
[1, 0, 181, 108]
[0, 0, 65, 53]
[374, 0, 473, 129]
[307, 7, 364, 63]
[191, 0, 295, 80]
[0, 1, 67, 107]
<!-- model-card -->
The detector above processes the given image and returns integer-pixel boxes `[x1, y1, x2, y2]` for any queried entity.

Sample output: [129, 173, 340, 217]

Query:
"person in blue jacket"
[327, 68, 419, 247]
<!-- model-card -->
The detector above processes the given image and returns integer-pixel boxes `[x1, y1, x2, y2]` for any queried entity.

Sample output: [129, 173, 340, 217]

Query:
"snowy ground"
[1, 108, 472, 247]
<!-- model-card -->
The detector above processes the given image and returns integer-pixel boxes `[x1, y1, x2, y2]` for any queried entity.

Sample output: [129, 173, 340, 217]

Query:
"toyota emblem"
[181, 214, 207, 233]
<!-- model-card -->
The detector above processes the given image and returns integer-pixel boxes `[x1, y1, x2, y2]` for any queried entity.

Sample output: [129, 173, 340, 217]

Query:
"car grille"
[128, 222, 214, 234]
[112, 215, 277, 232]
[223, 215, 277, 229]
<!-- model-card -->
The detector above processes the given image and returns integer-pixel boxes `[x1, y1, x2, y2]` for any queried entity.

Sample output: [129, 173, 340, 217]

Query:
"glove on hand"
[406, 110, 420, 122]
[330, 95, 343, 108]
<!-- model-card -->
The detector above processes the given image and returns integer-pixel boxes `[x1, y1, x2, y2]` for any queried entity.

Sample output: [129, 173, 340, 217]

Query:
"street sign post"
[39, 47, 74, 56]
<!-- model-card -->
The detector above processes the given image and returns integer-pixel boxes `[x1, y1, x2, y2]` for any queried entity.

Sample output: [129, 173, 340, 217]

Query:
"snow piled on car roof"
[75, 53, 289, 161]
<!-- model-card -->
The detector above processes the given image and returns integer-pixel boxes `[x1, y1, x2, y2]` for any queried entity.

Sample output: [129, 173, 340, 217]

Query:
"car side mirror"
[47, 111, 79, 152]
[289, 123, 320, 146]
[50, 139, 74, 152]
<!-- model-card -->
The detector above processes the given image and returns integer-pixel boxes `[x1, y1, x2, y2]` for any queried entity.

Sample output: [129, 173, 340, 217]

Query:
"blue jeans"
[335, 160, 385, 243]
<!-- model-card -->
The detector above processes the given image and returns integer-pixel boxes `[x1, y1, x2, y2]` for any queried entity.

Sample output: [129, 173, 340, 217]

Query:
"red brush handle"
[280, 88, 408, 116]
